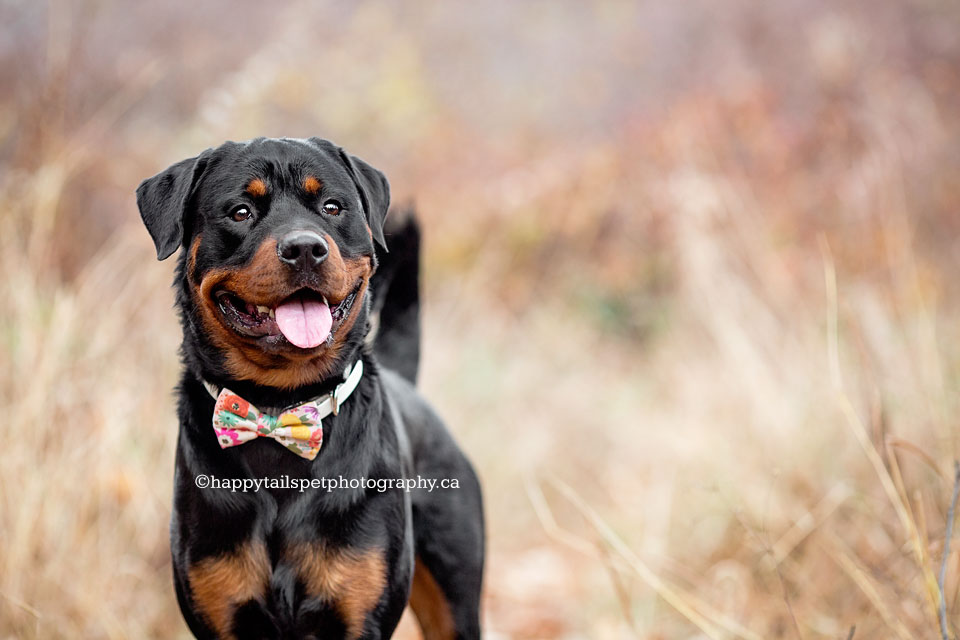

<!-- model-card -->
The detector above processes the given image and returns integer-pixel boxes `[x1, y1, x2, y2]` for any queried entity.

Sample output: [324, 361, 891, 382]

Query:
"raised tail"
[368, 207, 421, 384]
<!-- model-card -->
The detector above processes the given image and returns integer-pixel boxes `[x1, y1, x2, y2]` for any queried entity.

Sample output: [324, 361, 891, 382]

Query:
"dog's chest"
[187, 526, 390, 638]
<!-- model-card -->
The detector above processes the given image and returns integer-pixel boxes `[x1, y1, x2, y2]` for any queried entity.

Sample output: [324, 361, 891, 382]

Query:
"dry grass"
[2, 1, 960, 638]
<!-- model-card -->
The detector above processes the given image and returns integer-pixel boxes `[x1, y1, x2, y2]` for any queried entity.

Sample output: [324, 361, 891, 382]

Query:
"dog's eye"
[322, 201, 342, 216]
[230, 205, 253, 222]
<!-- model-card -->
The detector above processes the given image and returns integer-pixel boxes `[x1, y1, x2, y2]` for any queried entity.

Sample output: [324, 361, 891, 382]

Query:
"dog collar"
[202, 359, 364, 460]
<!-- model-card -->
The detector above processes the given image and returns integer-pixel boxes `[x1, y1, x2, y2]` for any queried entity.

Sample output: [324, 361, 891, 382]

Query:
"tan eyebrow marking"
[245, 178, 268, 197]
[303, 176, 322, 195]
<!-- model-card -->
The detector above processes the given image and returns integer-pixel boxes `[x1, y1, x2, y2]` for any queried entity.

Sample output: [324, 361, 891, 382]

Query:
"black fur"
[137, 137, 484, 639]
[137, 151, 211, 260]
[370, 212, 421, 384]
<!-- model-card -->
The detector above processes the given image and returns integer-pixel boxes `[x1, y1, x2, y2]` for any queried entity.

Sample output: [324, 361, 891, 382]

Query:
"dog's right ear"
[136, 151, 211, 260]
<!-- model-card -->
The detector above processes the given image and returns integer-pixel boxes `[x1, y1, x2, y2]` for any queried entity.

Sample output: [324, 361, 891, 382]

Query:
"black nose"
[277, 231, 329, 270]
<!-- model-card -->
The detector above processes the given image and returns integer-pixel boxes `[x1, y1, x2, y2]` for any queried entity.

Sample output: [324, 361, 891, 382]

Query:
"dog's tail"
[368, 207, 421, 385]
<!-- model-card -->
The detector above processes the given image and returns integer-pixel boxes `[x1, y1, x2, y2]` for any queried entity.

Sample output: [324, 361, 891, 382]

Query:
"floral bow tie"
[207, 360, 363, 461]
[212, 393, 324, 459]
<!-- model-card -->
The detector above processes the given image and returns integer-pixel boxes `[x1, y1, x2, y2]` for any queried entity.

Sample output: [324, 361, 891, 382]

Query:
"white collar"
[202, 359, 364, 417]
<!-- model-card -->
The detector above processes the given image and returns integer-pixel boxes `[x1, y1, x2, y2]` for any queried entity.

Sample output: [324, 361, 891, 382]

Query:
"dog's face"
[137, 137, 389, 389]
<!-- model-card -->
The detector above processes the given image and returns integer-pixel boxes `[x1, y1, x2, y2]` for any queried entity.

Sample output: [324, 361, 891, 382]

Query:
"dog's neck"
[189, 340, 371, 413]
[202, 358, 364, 415]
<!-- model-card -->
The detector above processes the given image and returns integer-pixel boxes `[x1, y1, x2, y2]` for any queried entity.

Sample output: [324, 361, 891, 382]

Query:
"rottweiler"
[136, 137, 484, 639]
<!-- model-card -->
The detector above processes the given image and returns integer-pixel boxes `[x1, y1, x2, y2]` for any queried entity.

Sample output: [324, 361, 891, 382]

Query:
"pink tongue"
[274, 296, 332, 349]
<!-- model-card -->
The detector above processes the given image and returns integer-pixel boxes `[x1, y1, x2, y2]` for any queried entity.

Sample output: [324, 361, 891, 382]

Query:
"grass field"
[2, 1, 960, 638]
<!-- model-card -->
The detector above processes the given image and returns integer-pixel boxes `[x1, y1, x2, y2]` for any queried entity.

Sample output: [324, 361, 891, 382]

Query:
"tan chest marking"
[188, 542, 271, 639]
[287, 543, 387, 639]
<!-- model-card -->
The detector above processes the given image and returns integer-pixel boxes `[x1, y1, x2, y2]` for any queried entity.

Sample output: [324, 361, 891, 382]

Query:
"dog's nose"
[277, 231, 329, 270]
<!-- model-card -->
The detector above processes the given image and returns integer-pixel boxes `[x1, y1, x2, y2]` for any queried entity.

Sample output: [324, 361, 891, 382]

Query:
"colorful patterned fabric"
[212, 390, 324, 460]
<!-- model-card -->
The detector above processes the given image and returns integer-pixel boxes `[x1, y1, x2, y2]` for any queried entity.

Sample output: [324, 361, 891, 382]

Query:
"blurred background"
[2, 0, 960, 637]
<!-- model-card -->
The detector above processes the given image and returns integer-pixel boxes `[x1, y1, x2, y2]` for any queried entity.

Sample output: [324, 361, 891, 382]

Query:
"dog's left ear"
[136, 151, 211, 260]
[341, 151, 390, 251]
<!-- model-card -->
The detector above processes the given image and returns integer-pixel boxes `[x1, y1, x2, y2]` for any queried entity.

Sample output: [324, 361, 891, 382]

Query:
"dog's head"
[137, 137, 389, 389]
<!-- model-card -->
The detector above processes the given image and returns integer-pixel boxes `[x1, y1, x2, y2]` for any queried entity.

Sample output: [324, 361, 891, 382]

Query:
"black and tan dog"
[136, 137, 483, 639]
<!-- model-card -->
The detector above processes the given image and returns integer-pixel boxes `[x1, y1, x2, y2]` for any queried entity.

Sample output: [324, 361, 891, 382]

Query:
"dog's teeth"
[322, 295, 329, 306]
[268, 308, 275, 319]
[256, 305, 270, 315]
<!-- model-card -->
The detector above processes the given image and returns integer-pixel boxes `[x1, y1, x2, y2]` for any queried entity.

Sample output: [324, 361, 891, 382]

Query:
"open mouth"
[215, 284, 360, 349]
